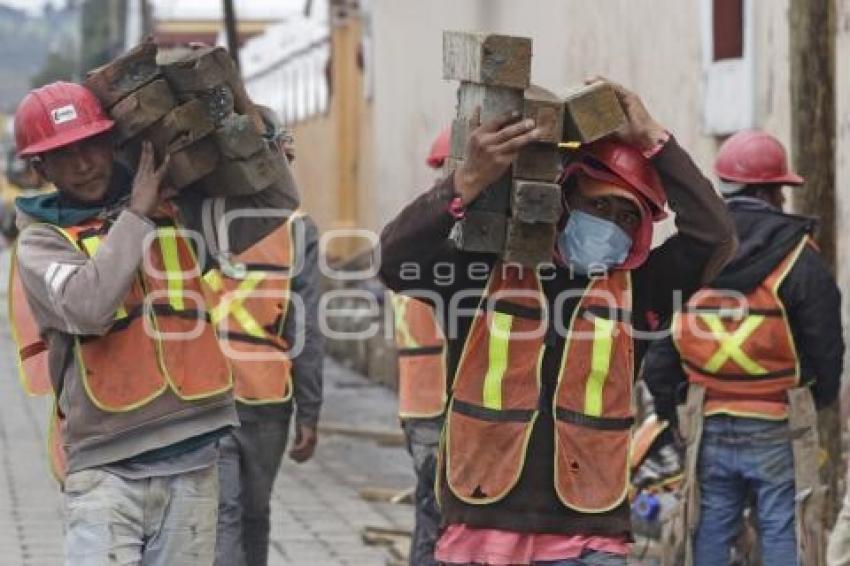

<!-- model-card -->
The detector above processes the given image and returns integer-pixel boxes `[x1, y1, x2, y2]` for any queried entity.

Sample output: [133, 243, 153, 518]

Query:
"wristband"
[642, 130, 671, 159]
[448, 196, 466, 220]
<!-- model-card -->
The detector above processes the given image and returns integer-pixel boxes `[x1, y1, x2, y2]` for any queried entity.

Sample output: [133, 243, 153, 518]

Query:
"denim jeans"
[215, 419, 290, 566]
[693, 416, 797, 566]
[402, 417, 443, 566]
[64, 465, 219, 566]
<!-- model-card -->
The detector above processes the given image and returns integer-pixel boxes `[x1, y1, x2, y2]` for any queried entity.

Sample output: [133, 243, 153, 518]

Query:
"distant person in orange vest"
[378, 79, 736, 566]
[643, 130, 843, 565]
[390, 126, 451, 566]
[213, 105, 324, 566]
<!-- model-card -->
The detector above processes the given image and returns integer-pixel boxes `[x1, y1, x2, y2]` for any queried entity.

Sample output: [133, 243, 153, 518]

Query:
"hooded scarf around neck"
[15, 164, 133, 227]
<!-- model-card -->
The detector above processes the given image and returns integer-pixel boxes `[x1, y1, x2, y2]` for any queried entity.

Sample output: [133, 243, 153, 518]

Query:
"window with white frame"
[700, 0, 755, 135]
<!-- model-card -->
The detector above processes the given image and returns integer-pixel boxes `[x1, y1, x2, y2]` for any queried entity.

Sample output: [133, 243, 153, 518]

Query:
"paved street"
[0, 252, 415, 566]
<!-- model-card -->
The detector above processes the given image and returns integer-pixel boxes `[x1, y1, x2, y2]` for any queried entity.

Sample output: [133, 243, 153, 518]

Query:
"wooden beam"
[328, 0, 364, 258]
[563, 83, 627, 144]
[789, 0, 836, 269]
[443, 31, 531, 89]
[789, 0, 840, 529]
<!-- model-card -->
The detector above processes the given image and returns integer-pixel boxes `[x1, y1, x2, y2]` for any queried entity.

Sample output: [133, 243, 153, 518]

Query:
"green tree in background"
[80, 0, 127, 75]
[30, 51, 77, 88]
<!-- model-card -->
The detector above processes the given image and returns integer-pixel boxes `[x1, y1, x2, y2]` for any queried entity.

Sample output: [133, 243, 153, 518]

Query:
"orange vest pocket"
[554, 412, 631, 512]
[446, 399, 537, 504]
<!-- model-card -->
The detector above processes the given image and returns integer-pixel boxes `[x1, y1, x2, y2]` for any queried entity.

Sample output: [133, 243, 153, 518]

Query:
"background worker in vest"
[390, 126, 452, 566]
[213, 105, 324, 566]
[378, 78, 736, 566]
[642, 130, 844, 566]
[11, 82, 244, 565]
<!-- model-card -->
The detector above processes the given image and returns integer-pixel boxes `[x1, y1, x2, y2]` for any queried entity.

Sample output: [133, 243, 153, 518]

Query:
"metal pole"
[223, 0, 240, 71]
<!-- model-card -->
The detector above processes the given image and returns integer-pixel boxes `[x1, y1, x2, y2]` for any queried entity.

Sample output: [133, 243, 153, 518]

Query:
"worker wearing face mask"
[377, 79, 736, 566]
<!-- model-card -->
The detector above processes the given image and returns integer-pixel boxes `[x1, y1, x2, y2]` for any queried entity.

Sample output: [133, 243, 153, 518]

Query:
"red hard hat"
[426, 126, 451, 169]
[576, 139, 668, 221]
[714, 129, 803, 186]
[14, 82, 114, 158]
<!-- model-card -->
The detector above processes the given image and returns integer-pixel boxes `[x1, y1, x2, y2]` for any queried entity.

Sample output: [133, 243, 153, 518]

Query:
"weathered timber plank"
[512, 180, 563, 224]
[148, 98, 214, 156]
[84, 37, 160, 109]
[502, 219, 557, 267]
[443, 31, 532, 89]
[524, 85, 564, 144]
[513, 143, 562, 182]
[109, 79, 176, 142]
[563, 83, 626, 143]
[457, 83, 523, 124]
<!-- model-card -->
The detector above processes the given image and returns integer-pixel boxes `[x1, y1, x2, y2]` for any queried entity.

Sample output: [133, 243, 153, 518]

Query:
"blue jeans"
[64, 465, 219, 566]
[693, 416, 797, 566]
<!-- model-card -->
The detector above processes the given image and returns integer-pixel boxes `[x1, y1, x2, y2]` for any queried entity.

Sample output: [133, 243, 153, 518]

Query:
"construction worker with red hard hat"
[378, 79, 736, 565]
[389, 125, 452, 566]
[642, 129, 842, 565]
[10, 78, 304, 565]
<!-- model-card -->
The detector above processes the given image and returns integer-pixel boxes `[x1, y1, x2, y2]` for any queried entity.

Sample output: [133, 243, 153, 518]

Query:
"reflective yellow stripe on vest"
[393, 296, 419, 349]
[157, 227, 185, 312]
[206, 270, 270, 339]
[483, 312, 513, 410]
[585, 316, 615, 417]
[700, 313, 768, 375]
[79, 235, 129, 320]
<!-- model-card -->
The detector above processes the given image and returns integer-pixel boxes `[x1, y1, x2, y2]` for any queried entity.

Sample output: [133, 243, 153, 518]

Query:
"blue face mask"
[558, 210, 633, 276]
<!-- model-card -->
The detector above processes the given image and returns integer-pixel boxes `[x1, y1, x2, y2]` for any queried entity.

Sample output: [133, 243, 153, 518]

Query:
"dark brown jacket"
[378, 137, 736, 536]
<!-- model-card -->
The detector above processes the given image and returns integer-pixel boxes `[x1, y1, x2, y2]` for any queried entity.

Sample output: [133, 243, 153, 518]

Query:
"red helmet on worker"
[562, 138, 668, 270]
[714, 129, 803, 187]
[426, 126, 451, 169]
[14, 82, 114, 158]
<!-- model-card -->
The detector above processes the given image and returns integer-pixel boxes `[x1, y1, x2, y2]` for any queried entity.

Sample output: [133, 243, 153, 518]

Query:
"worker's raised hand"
[130, 141, 170, 218]
[454, 107, 542, 205]
[585, 77, 667, 152]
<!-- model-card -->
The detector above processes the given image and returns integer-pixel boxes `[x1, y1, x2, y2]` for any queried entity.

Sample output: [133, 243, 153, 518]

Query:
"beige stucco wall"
[292, 113, 337, 232]
[290, 100, 374, 238]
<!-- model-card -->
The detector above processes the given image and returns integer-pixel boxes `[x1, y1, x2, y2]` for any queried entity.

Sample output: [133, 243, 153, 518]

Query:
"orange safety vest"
[10, 211, 233, 480]
[202, 218, 295, 404]
[9, 245, 51, 396]
[446, 264, 634, 512]
[672, 237, 808, 420]
[391, 294, 447, 419]
[9, 247, 63, 481]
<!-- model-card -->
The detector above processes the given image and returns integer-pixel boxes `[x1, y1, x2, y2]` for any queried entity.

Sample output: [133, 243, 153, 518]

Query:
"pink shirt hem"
[435, 524, 629, 565]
